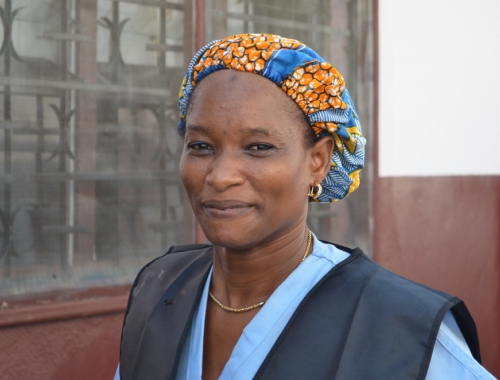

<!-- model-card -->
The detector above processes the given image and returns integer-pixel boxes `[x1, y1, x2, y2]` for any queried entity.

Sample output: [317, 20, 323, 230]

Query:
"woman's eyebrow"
[239, 127, 270, 136]
[186, 125, 209, 133]
[187, 125, 270, 136]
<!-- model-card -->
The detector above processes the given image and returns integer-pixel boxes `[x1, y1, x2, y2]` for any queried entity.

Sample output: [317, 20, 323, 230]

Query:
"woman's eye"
[247, 143, 274, 151]
[187, 142, 212, 151]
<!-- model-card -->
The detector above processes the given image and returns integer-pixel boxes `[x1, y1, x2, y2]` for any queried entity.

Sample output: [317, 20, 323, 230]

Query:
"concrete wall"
[376, 0, 500, 377]
[378, 0, 500, 177]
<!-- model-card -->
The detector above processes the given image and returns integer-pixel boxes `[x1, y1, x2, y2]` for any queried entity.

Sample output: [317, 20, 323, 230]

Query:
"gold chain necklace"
[209, 230, 313, 313]
[209, 292, 265, 313]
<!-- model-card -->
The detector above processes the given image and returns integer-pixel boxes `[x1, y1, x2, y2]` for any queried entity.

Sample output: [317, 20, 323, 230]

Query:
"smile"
[202, 200, 253, 219]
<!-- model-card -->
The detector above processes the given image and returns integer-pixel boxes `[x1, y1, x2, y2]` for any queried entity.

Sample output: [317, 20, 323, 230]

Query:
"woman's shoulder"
[127, 244, 213, 307]
[120, 244, 214, 378]
[137, 244, 213, 277]
[320, 240, 454, 303]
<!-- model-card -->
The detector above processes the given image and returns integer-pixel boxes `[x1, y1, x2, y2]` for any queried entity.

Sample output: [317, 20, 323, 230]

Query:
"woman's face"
[180, 70, 322, 250]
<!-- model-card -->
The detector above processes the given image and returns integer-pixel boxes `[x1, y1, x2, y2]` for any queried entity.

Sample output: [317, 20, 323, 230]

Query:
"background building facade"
[0, 0, 498, 379]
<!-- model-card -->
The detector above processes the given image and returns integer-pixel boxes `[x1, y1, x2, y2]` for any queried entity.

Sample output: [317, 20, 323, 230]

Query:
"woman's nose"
[205, 152, 245, 192]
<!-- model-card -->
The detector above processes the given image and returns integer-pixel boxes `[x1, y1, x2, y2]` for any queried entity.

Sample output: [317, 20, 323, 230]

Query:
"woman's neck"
[210, 223, 311, 308]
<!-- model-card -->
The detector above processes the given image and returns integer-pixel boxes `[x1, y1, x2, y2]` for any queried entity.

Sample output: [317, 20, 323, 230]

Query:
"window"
[0, 0, 373, 297]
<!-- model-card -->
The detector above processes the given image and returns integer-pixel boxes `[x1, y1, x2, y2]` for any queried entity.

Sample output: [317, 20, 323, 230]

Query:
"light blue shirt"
[115, 235, 496, 379]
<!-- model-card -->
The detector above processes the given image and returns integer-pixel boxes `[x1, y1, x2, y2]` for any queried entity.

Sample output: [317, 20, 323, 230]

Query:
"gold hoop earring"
[307, 183, 323, 200]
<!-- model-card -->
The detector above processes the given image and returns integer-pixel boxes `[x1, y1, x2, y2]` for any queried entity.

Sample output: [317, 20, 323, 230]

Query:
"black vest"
[119, 242, 481, 380]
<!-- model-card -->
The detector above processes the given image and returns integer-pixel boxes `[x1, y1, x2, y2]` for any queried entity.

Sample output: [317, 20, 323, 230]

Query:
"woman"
[116, 34, 494, 379]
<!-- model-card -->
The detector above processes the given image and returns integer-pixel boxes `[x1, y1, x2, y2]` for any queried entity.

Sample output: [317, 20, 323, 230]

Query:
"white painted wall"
[378, 0, 500, 177]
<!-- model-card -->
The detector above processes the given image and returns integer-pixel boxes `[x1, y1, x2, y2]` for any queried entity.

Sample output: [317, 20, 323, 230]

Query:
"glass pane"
[0, 0, 189, 296]
[205, 0, 374, 251]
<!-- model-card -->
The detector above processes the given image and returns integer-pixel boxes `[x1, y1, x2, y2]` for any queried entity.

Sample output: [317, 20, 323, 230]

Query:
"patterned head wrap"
[178, 33, 366, 202]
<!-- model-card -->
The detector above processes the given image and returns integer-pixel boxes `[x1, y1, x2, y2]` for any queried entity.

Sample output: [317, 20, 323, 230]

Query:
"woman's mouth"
[202, 200, 253, 219]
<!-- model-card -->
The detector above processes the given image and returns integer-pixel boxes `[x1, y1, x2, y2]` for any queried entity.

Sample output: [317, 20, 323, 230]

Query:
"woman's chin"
[196, 210, 260, 247]
[201, 226, 260, 251]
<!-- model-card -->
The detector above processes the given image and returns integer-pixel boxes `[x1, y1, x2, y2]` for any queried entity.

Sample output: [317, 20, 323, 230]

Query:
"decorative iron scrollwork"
[0, 5, 23, 61]
[45, 105, 76, 161]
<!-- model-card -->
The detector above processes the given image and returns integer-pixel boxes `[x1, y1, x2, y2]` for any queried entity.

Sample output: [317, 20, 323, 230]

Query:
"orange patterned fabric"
[191, 35, 302, 79]
[281, 61, 347, 136]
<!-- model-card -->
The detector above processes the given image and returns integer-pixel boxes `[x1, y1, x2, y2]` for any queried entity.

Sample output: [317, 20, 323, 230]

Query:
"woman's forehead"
[195, 70, 283, 99]
[186, 70, 301, 135]
[187, 70, 298, 126]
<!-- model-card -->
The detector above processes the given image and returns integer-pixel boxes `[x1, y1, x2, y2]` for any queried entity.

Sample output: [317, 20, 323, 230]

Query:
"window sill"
[0, 284, 131, 328]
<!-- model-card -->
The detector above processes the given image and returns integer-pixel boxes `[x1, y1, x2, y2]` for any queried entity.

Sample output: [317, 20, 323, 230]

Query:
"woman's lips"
[202, 200, 253, 219]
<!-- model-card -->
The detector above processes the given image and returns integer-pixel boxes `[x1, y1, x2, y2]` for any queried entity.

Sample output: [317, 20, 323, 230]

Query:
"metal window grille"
[0, 0, 373, 296]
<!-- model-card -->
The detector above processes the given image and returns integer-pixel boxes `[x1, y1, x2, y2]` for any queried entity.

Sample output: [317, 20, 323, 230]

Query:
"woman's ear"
[309, 136, 334, 181]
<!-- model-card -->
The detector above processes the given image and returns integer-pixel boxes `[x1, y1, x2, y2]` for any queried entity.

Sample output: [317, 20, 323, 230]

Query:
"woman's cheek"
[179, 156, 199, 191]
